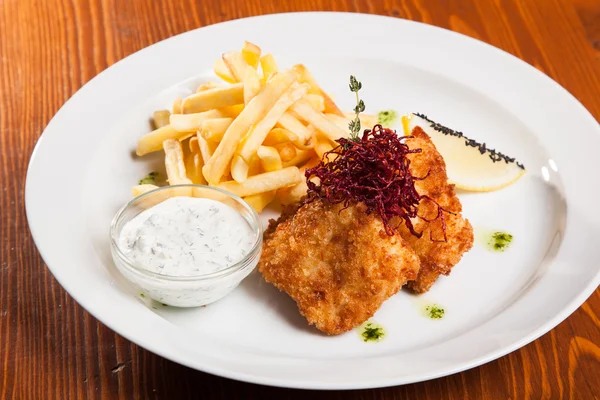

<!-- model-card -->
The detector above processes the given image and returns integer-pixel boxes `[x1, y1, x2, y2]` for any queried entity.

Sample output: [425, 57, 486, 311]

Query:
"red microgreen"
[305, 124, 449, 239]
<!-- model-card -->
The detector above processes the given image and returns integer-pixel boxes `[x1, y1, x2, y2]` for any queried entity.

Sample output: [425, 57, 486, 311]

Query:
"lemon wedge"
[403, 113, 525, 192]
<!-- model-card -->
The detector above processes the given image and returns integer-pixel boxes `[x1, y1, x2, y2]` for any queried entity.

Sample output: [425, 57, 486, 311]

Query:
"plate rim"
[25, 11, 600, 389]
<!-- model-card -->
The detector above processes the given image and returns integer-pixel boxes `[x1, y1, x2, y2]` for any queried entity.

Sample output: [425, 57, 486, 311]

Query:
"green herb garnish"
[348, 75, 365, 141]
[425, 304, 445, 319]
[489, 231, 513, 252]
[139, 171, 159, 185]
[359, 322, 385, 342]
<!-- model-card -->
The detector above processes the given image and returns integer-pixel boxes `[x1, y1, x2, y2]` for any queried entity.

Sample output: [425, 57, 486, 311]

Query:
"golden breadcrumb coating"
[398, 126, 474, 293]
[259, 200, 420, 335]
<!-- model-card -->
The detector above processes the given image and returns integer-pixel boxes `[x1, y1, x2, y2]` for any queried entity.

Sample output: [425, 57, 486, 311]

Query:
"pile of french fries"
[132, 41, 377, 212]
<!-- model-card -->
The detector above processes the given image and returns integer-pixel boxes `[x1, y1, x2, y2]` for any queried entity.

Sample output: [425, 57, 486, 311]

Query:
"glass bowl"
[109, 185, 262, 307]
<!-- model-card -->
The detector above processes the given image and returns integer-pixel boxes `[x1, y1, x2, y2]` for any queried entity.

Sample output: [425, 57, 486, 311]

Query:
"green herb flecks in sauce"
[377, 110, 398, 128]
[488, 231, 513, 252]
[475, 228, 514, 253]
[423, 303, 445, 319]
[139, 171, 160, 185]
[358, 321, 386, 342]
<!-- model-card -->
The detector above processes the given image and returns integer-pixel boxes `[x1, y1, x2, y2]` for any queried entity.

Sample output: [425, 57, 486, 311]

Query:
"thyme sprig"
[348, 75, 365, 141]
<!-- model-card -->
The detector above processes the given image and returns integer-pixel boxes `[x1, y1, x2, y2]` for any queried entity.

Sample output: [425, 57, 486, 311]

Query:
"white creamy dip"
[118, 196, 255, 276]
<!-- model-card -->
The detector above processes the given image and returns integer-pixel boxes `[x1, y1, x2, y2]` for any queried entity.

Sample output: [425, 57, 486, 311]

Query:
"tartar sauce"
[118, 196, 255, 276]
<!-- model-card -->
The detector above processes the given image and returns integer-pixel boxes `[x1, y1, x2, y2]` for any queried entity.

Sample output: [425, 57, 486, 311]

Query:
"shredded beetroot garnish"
[305, 124, 448, 239]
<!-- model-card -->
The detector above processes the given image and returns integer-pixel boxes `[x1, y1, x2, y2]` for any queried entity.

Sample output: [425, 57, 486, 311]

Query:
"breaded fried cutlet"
[398, 126, 474, 293]
[259, 200, 421, 335]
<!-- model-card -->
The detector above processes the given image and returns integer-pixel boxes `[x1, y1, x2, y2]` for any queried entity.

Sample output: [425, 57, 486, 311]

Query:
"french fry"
[214, 58, 236, 83]
[237, 83, 309, 163]
[325, 113, 349, 131]
[181, 137, 192, 155]
[186, 137, 206, 184]
[219, 105, 244, 118]
[343, 112, 378, 129]
[286, 109, 306, 124]
[172, 97, 182, 114]
[282, 148, 315, 168]
[241, 41, 261, 69]
[292, 64, 344, 116]
[153, 110, 171, 129]
[243, 66, 261, 105]
[229, 126, 256, 183]
[309, 125, 335, 159]
[196, 133, 217, 166]
[181, 84, 244, 114]
[321, 92, 341, 115]
[222, 163, 232, 181]
[190, 186, 240, 210]
[137, 125, 194, 156]
[203, 70, 298, 185]
[248, 154, 262, 176]
[277, 112, 313, 144]
[132, 184, 159, 197]
[361, 113, 379, 129]
[170, 109, 224, 132]
[276, 142, 297, 162]
[196, 81, 219, 93]
[291, 99, 348, 141]
[302, 156, 322, 170]
[291, 64, 320, 94]
[244, 190, 275, 213]
[305, 94, 325, 112]
[215, 167, 302, 197]
[257, 146, 283, 172]
[277, 155, 321, 204]
[314, 139, 334, 159]
[186, 151, 206, 184]
[260, 54, 278, 82]
[263, 128, 299, 146]
[163, 139, 192, 185]
[277, 181, 307, 205]
[231, 155, 249, 183]
[199, 117, 233, 142]
[229, 123, 256, 183]
[296, 137, 315, 150]
[223, 51, 249, 82]
[189, 136, 200, 153]
[271, 126, 313, 150]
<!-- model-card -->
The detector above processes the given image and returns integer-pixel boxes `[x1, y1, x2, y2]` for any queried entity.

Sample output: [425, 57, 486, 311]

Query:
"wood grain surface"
[2, 0, 600, 398]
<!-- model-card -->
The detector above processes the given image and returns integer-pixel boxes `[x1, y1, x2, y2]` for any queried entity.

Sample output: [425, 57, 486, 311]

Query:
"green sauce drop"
[488, 231, 513, 252]
[139, 171, 160, 185]
[358, 321, 385, 342]
[377, 110, 398, 128]
[423, 303, 445, 319]
[475, 228, 514, 253]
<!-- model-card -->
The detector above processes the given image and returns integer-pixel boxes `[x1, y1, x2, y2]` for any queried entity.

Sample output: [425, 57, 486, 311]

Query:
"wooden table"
[2, 0, 599, 398]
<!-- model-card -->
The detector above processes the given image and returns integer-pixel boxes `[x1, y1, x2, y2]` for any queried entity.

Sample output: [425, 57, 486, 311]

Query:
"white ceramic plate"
[26, 12, 600, 389]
